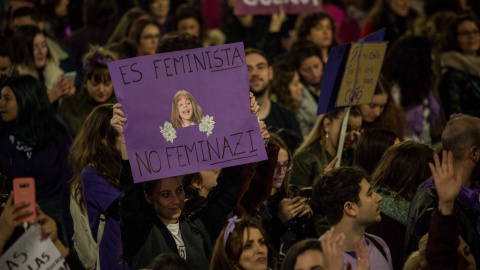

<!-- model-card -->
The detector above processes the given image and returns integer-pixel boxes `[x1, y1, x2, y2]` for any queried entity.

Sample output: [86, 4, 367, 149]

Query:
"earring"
[326, 132, 329, 138]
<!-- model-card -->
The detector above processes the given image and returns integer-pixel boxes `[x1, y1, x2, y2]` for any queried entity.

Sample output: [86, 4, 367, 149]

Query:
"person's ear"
[323, 118, 331, 134]
[268, 66, 273, 81]
[192, 180, 202, 190]
[344, 201, 357, 217]
[469, 146, 480, 163]
[144, 191, 152, 204]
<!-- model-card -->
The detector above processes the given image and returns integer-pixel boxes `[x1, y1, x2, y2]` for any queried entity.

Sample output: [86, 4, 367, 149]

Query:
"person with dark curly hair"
[271, 60, 317, 137]
[172, 4, 206, 44]
[295, 12, 338, 63]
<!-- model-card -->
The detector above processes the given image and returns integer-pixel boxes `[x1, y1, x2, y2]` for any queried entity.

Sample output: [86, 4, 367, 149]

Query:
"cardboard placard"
[317, 28, 386, 115]
[108, 43, 268, 183]
[0, 224, 67, 270]
[336, 42, 387, 106]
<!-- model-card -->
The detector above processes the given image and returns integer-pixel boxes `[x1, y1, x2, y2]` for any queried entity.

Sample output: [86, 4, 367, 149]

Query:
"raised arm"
[0, 195, 32, 256]
[111, 103, 152, 262]
[424, 151, 463, 269]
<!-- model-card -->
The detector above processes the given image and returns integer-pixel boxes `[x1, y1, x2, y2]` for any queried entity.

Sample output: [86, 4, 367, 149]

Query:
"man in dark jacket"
[405, 116, 480, 263]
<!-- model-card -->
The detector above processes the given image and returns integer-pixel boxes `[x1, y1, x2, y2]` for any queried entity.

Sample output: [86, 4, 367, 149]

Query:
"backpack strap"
[364, 234, 387, 262]
[95, 213, 107, 270]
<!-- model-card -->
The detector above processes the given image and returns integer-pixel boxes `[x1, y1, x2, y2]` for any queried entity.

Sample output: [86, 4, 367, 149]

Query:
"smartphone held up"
[13, 177, 36, 222]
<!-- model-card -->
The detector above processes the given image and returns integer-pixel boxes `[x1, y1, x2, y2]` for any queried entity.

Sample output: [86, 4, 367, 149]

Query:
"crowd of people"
[0, 0, 480, 269]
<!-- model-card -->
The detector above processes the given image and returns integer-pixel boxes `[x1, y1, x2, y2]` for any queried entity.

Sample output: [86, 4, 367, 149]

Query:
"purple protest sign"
[108, 43, 268, 183]
[234, 0, 321, 15]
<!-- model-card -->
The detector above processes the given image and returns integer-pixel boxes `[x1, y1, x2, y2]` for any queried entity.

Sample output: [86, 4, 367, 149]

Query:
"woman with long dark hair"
[69, 103, 126, 269]
[9, 25, 75, 104]
[0, 75, 72, 243]
[368, 141, 433, 270]
[383, 36, 441, 144]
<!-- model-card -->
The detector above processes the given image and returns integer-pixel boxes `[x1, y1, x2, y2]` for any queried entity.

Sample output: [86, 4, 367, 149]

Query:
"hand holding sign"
[0, 223, 67, 270]
[250, 92, 260, 116]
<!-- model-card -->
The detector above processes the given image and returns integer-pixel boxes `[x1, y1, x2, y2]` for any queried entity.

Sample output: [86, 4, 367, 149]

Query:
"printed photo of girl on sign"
[171, 90, 203, 129]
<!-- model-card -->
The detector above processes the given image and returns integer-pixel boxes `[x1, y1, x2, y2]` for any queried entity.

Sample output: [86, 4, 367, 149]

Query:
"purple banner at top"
[108, 43, 268, 183]
[234, 0, 321, 15]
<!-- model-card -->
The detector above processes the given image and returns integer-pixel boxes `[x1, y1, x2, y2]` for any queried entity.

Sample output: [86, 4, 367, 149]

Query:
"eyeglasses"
[276, 161, 293, 172]
[141, 34, 161, 41]
[458, 29, 480, 38]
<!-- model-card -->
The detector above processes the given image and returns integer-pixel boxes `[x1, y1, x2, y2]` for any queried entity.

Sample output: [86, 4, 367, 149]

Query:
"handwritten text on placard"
[336, 42, 387, 107]
[0, 224, 67, 270]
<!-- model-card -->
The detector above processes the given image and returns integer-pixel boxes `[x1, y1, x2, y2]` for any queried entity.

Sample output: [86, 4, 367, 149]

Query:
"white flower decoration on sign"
[199, 115, 215, 137]
[159, 122, 177, 143]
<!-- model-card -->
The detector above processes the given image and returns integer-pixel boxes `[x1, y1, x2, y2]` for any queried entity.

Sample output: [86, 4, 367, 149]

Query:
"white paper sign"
[0, 224, 68, 270]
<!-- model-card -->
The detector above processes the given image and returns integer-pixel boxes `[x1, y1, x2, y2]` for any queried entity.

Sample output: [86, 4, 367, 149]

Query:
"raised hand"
[321, 228, 345, 270]
[259, 121, 270, 145]
[111, 103, 127, 136]
[269, 6, 286, 33]
[428, 151, 463, 215]
[48, 78, 75, 103]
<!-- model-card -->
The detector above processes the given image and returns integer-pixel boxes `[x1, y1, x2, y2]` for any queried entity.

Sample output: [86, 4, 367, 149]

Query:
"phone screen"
[297, 188, 312, 198]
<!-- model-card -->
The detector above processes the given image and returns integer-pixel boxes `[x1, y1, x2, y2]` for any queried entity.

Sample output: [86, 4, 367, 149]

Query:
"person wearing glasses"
[251, 133, 313, 260]
[439, 15, 480, 118]
[127, 15, 161, 56]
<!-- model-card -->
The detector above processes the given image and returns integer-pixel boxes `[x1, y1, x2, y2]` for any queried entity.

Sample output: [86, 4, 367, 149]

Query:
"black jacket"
[404, 178, 480, 264]
[119, 160, 244, 269]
